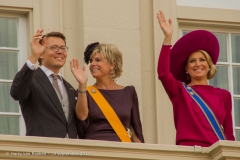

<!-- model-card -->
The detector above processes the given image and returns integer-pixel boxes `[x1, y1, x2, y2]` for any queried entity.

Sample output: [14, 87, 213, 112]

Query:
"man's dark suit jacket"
[10, 64, 78, 138]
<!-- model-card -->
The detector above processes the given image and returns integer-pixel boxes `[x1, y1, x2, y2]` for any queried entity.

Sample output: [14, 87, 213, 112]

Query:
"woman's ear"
[110, 62, 116, 70]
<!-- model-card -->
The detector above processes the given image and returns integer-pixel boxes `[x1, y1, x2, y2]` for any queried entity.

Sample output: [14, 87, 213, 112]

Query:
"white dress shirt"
[26, 60, 64, 95]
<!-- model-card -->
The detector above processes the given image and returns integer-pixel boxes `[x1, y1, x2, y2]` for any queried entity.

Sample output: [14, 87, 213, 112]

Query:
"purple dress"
[77, 86, 144, 142]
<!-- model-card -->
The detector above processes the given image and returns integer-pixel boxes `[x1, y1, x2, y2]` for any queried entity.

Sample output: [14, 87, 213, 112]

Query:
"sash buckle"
[126, 128, 132, 138]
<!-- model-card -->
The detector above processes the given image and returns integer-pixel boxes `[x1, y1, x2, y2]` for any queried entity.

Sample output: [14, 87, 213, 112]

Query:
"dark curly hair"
[83, 42, 99, 64]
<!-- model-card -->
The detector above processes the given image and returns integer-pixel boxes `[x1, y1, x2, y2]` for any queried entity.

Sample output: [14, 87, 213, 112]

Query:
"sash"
[87, 85, 131, 142]
[182, 83, 226, 140]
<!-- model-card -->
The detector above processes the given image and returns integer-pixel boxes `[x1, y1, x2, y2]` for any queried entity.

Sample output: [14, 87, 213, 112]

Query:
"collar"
[40, 65, 63, 81]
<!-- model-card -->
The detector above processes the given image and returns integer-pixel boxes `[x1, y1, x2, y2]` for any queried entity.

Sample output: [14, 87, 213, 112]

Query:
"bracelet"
[78, 89, 87, 94]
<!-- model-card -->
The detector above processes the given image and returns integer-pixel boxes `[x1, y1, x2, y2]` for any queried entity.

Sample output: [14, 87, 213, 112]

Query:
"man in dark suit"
[10, 29, 78, 138]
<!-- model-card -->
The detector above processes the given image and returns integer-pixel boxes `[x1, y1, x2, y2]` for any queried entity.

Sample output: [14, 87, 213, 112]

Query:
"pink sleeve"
[157, 45, 181, 98]
[223, 90, 235, 140]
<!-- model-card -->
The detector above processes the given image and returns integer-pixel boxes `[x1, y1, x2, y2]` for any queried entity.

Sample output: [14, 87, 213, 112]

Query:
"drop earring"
[186, 72, 190, 80]
[110, 69, 116, 83]
[110, 69, 115, 78]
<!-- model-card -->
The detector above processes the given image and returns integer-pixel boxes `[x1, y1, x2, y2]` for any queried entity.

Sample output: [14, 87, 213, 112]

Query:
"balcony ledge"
[0, 135, 240, 160]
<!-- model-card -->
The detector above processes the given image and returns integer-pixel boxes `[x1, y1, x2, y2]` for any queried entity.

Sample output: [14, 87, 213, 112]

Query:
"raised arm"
[70, 59, 89, 121]
[156, 10, 173, 45]
[156, 10, 180, 98]
[10, 30, 46, 101]
[157, 10, 173, 78]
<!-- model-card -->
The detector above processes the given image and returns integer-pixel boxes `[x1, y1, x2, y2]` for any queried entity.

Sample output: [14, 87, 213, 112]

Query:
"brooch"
[91, 89, 96, 93]
[187, 86, 194, 95]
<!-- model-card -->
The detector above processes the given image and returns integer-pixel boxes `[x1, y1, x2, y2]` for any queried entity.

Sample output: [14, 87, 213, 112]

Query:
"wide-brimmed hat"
[170, 30, 219, 84]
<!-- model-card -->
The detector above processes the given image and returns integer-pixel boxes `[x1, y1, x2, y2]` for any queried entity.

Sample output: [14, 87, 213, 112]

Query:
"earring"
[186, 72, 190, 80]
[110, 69, 116, 83]
[110, 69, 115, 78]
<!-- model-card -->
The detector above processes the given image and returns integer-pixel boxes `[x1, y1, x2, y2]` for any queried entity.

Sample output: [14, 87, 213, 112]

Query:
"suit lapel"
[34, 68, 67, 123]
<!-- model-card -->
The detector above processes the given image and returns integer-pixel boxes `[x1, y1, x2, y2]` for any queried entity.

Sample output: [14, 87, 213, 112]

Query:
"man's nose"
[57, 48, 63, 53]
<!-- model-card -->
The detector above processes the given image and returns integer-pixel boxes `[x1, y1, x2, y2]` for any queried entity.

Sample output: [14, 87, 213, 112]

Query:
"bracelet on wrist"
[78, 89, 87, 94]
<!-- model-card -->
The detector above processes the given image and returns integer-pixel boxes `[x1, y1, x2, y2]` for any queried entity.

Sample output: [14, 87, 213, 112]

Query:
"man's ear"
[39, 54, 44, 60]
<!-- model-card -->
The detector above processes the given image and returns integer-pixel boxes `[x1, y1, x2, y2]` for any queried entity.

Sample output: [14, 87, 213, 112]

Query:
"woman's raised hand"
[70, 59, 88, 86]
[156, 10, 173, 37]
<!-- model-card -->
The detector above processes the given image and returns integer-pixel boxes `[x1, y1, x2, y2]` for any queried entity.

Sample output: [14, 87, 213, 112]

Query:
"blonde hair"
[90, 43, 123, 78]
[198, 50, 217, 79]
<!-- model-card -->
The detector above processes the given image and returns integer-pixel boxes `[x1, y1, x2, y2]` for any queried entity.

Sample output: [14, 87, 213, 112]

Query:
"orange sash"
[87, 85, 131, 142]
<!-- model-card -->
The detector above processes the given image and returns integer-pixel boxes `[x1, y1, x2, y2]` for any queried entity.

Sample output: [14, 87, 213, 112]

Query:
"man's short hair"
[38, 32, 66, 65]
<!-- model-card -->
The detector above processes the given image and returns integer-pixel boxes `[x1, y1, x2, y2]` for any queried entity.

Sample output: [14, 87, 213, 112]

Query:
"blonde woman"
[71, 43, 144, 143]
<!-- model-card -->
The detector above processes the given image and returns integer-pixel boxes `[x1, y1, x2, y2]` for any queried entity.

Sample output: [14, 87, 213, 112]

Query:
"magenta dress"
[158, 45, 235, 147]
[77, 86, 144, 143]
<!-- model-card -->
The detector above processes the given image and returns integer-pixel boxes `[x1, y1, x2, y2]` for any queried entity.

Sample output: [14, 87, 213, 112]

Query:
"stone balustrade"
[0, 135, 240, 160]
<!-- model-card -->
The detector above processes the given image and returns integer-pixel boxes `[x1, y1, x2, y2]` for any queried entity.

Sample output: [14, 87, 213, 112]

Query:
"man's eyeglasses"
[46, 46, 69, 52]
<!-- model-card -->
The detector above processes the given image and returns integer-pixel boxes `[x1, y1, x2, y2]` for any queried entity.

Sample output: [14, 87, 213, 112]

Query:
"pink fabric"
[158, 45, 235, 147]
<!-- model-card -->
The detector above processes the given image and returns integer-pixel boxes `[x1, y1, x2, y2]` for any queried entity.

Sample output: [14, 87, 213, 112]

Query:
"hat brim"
[170, 30, 219, 84]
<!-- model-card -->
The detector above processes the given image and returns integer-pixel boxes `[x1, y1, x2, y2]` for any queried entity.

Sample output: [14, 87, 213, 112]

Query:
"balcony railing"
[0, 135, 240, 160]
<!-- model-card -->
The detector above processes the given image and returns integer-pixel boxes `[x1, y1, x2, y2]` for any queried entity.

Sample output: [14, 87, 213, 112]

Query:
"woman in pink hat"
[156, 10, 235, 147]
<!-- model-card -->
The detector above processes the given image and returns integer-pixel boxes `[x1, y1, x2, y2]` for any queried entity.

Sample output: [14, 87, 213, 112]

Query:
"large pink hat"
[170, 30, 220, 84]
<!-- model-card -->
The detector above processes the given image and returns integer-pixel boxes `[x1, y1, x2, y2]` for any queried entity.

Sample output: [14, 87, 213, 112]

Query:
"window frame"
[0, 13, 27, 136]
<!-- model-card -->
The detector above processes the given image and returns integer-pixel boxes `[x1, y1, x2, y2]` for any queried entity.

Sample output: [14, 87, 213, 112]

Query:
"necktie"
[51, 74, 62, 98]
